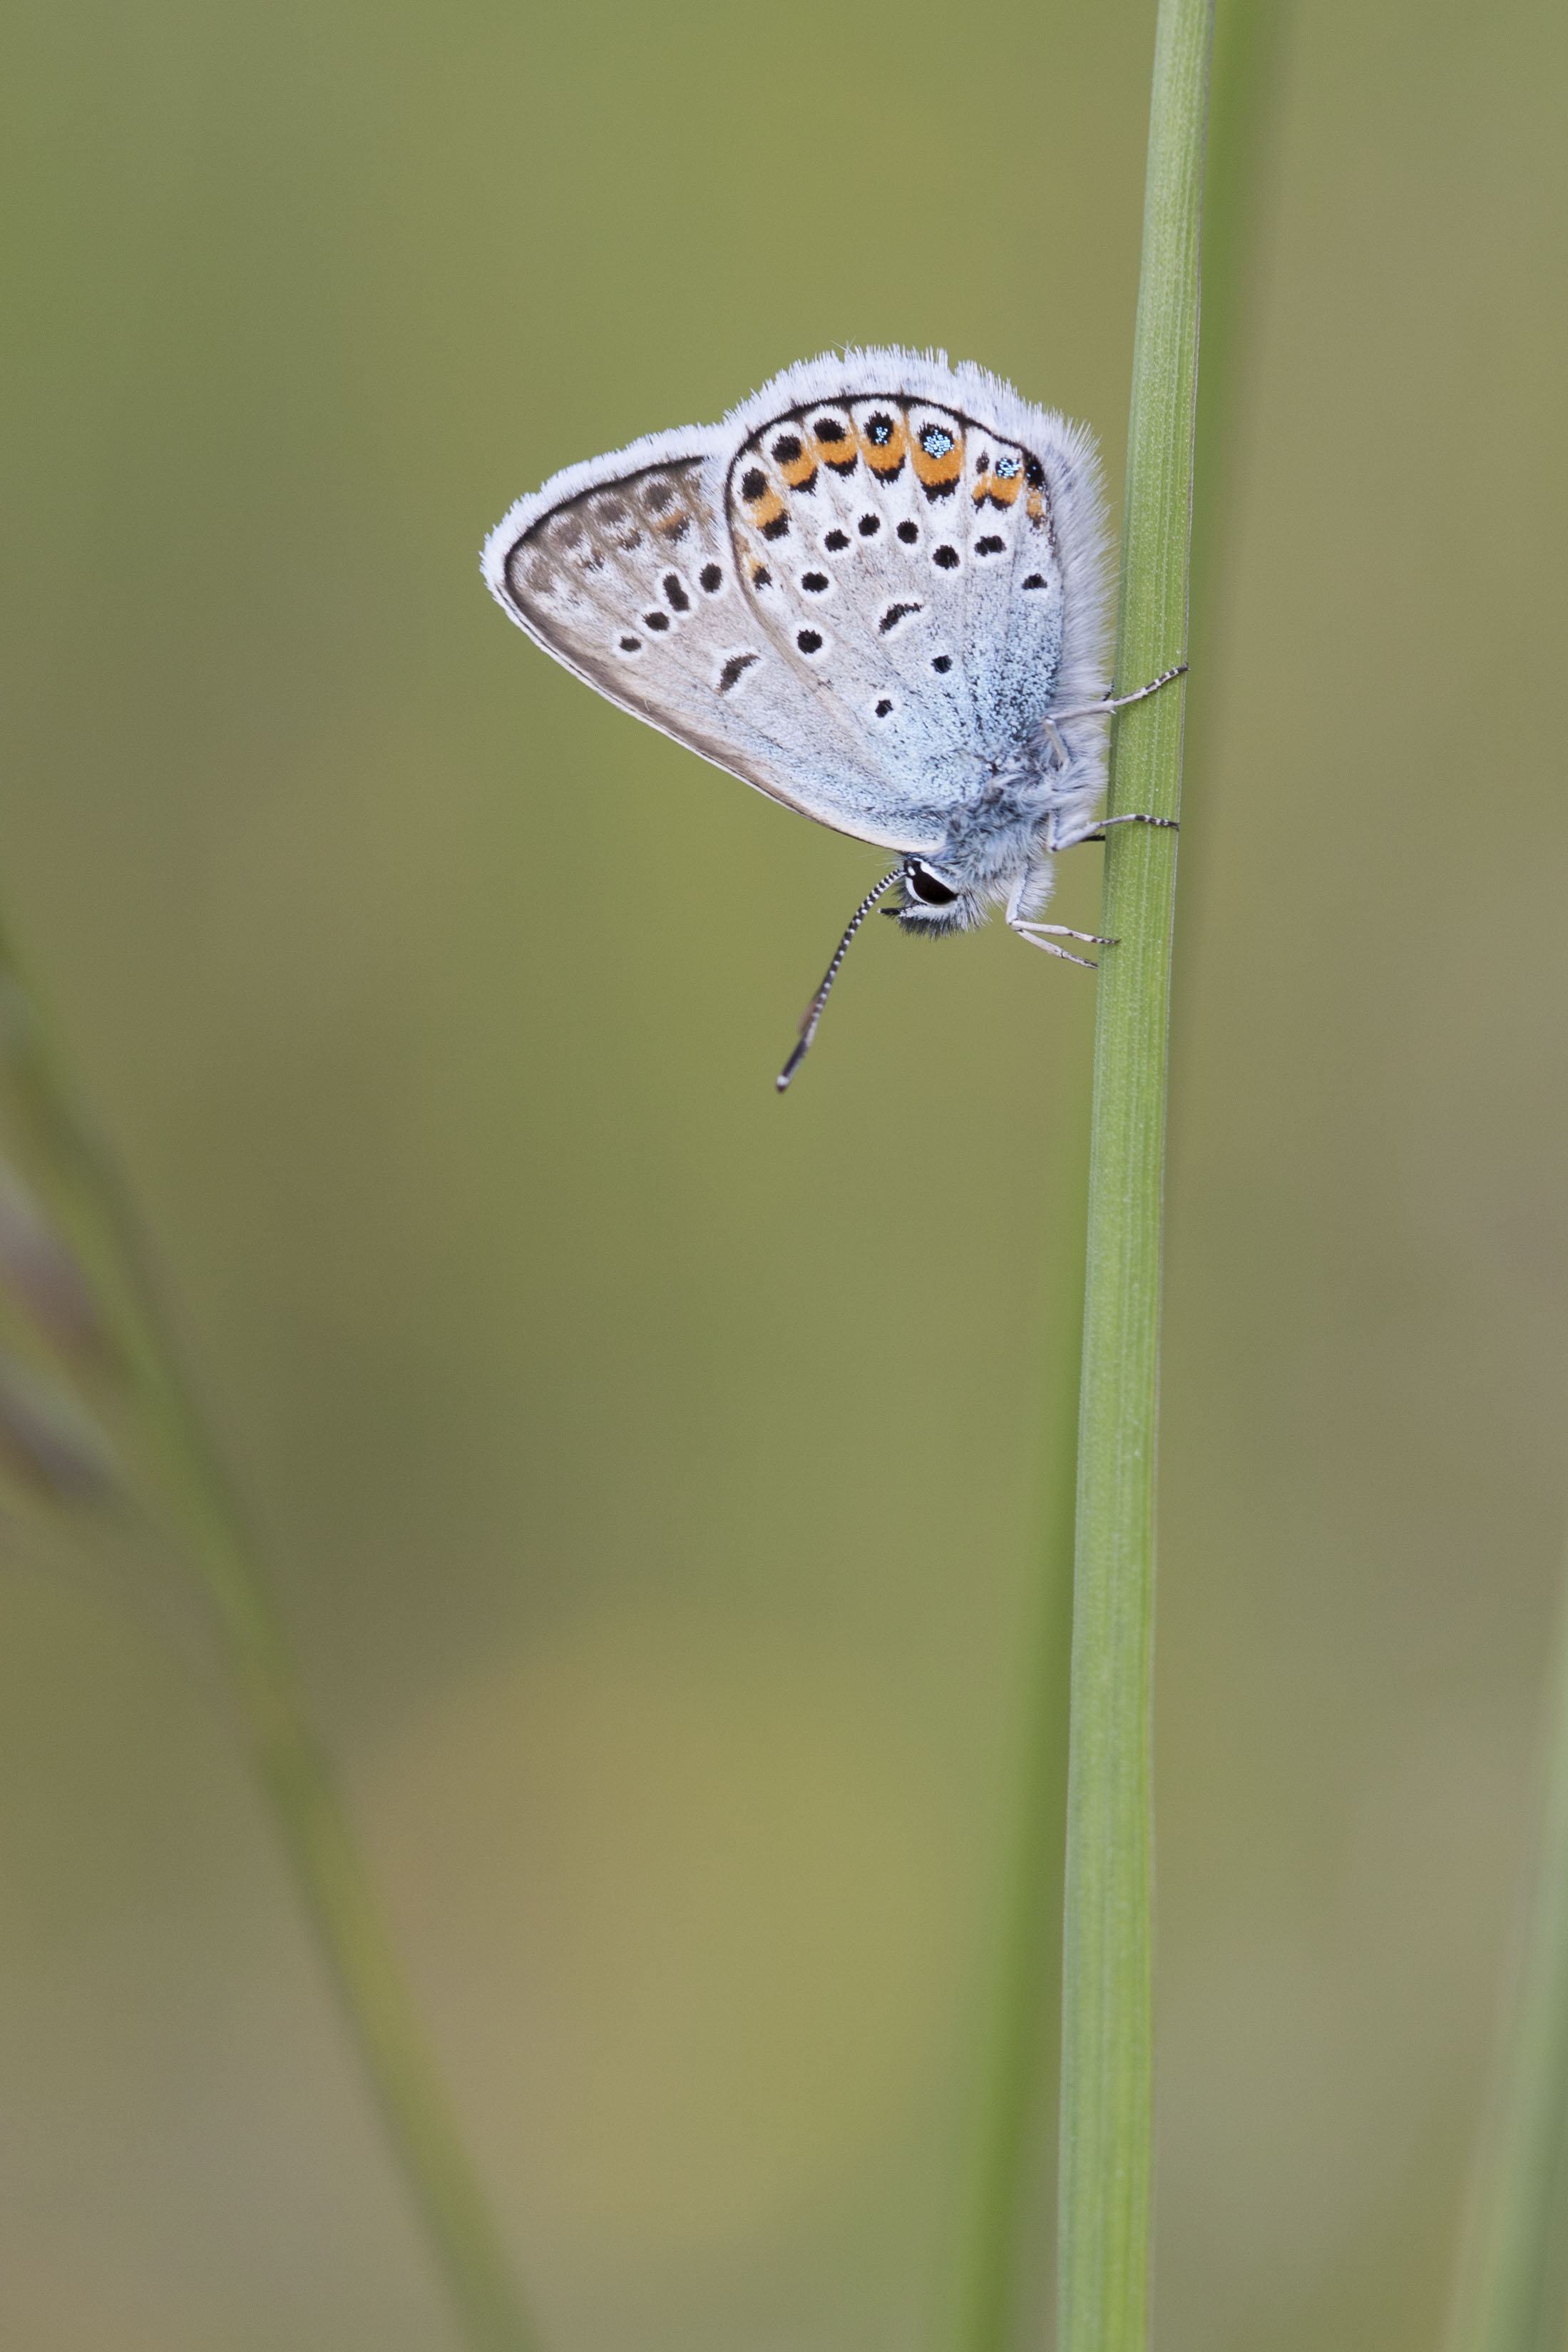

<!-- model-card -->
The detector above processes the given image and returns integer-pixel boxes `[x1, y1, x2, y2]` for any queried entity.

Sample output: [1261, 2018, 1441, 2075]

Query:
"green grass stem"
[1445, 1527, 1568, 2352]
[1057, 1, 1213, 2346]
[952, 9, 1285, 2348]
[0, 922, 538, 2352]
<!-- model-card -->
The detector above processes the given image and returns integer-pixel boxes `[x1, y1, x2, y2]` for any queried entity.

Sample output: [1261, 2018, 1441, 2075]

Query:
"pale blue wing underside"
[481, 349, 1111, 858]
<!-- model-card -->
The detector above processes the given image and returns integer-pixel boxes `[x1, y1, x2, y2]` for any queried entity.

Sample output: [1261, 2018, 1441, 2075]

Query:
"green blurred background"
[2, 0, 1566, 2346]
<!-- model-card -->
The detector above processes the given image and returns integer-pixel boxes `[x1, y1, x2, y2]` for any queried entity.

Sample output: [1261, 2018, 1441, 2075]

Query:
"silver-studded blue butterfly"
[482, 349, 1182, 1086]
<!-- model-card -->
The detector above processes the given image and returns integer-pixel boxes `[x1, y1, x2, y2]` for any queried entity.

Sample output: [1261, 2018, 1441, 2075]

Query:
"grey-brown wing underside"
[487, 452, 946, 855]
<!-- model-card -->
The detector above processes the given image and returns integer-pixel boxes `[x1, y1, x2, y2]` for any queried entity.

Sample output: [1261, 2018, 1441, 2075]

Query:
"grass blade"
[953, 7, 1290, 2346]
[0, 919, 539, 2352]
[1056, 1, 1214, 2346]
[1446, 1528, 1568, 2352]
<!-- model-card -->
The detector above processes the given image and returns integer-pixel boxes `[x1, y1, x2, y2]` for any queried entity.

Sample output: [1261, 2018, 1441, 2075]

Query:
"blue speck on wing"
[921, 426, 954, 456]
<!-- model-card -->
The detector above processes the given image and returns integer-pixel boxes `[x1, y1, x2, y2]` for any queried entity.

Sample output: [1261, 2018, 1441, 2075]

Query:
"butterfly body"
[483, 350, 1175, 1079]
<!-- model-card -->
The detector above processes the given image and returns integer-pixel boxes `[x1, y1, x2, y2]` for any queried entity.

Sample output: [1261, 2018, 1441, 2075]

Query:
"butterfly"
[481, 349, 1182, 1088]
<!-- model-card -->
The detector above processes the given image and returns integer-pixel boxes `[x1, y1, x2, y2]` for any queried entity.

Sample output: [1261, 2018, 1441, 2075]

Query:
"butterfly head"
[884, 858, 983, 938]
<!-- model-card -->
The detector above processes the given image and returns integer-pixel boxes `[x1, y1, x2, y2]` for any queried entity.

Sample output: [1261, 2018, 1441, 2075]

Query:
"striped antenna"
[776, 868, 903, 1093]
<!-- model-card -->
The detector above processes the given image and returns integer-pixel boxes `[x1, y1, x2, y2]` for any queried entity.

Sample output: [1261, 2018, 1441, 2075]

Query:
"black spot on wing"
[717, 653, 759, 692]
[879, 602, 921, 633]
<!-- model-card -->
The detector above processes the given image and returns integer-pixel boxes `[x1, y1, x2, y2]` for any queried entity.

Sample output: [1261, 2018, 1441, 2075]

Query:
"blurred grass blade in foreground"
[0, 916, 540, 2352]
[1446, 1525, 1568, 2352]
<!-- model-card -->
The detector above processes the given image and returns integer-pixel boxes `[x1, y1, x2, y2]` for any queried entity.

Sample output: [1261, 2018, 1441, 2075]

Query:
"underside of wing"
[481, 427, 945, 855]
[722, 349, 1112, 719]
[481, 350, 1112, 858]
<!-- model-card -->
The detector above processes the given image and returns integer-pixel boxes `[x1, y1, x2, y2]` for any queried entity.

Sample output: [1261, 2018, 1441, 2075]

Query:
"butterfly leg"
[1005, 871, 1113, 967]
[1053, 811, 1182, 850]
[1013, 929, 1101, 968]
[1046, 662, 1189, 727]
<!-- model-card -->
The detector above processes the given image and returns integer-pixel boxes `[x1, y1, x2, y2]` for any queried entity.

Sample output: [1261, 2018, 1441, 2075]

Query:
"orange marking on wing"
[778, 447, 818, 490]
[748, 488, 788, 531]
[811, 417, 856, 470]
[1026, 489, 1045, 523]
[859, 415, 908, 475]
[911, 417, 965, 491]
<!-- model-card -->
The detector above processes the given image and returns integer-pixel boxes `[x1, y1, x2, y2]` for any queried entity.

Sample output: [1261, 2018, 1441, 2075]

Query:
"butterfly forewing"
[498, 459, 749, 735]
[494, 453, 945, 852]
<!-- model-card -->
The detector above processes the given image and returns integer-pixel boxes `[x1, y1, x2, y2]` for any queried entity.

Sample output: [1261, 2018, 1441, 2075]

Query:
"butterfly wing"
[481, 421, 939, 854]
[482, 349, 1110, 857]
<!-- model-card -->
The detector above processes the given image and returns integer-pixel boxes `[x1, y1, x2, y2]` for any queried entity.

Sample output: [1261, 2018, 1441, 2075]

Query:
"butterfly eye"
[908, 864, 958, 906]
